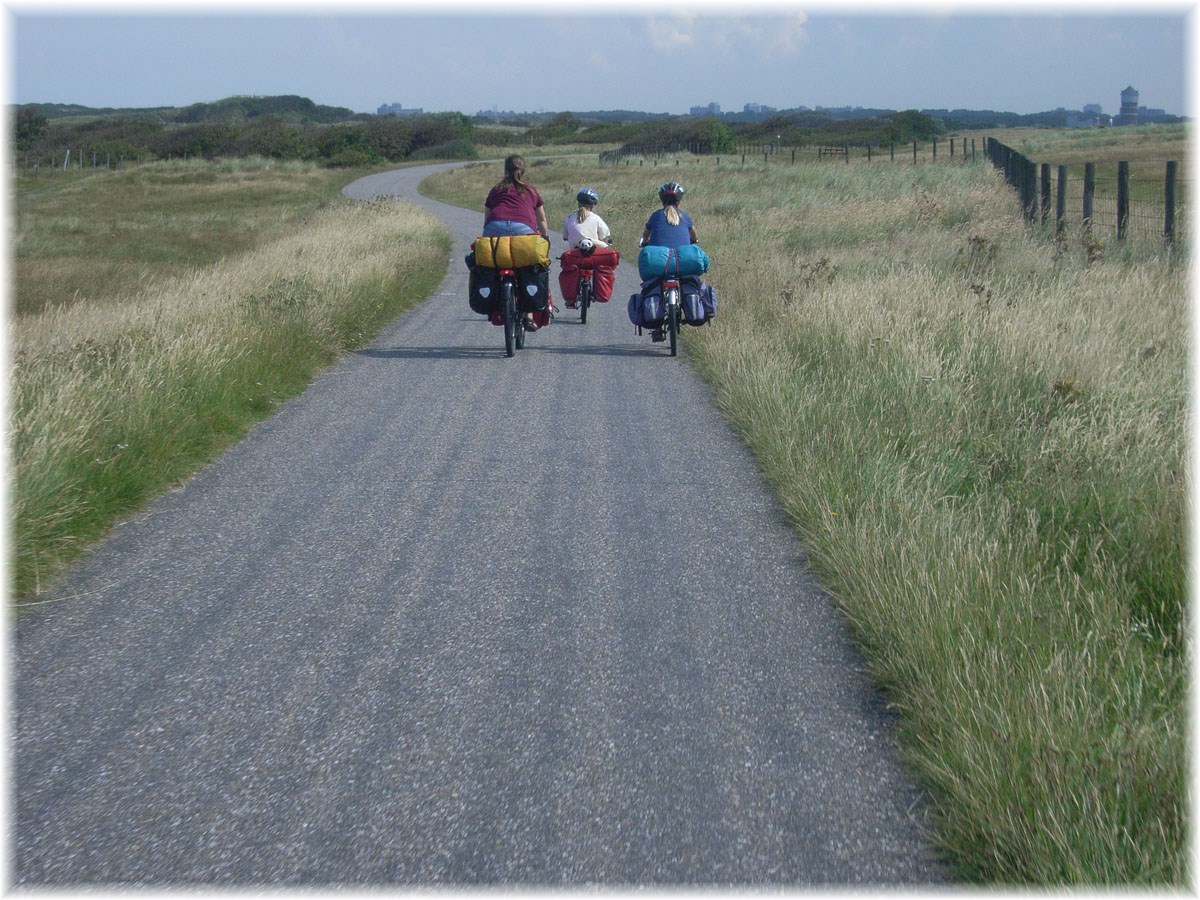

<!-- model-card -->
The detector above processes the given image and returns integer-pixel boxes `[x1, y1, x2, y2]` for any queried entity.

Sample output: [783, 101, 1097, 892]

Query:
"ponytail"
[665, 206, 681, 227]
[577, 206, 591, 224]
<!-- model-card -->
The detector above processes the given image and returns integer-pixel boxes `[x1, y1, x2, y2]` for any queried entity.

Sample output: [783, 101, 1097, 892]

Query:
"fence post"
[1083, 162, 1095, 233]
[843, 144, 849, 164]
[1040, 164, 1051, 225]
[1164, 160, 1177, 244]
[1055, 165, 1067, 234]
[912, 141, 917, 163]
[1117, 161, 1130, 240]
[1023, 159, 1038, 222]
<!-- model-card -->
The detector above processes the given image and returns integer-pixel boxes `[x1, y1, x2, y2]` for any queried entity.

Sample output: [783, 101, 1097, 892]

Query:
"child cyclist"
[559, 188, 618, 311]
[562, 187, 612, 249]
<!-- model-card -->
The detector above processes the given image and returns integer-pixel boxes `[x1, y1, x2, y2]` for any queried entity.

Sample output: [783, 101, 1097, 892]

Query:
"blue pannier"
[628, 283, 665, 327]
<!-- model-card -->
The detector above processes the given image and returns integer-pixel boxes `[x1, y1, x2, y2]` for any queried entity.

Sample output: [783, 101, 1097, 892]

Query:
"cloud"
[644, 13, 809, 57]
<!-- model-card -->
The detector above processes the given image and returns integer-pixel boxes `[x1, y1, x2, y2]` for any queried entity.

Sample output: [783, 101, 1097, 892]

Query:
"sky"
[4, 1, 1195, 119]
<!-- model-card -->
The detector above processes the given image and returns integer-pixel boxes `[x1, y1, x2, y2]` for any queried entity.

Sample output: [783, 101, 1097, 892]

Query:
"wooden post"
[912, 141, 917, 163]
[1056, 165, 1067, 233]
[1164, 160, 1177, 244]
[890, 143, 895, 161]
[1040, 164, 1051, 225]
[932, 138, 937, 160]
[843, 144, 849, 164]
[1083, 162, 1095, 233]
[1117, 161, 1130, 240]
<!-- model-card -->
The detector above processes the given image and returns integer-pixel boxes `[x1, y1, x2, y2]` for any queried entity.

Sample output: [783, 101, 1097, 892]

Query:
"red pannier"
[558, 246, 620, 303]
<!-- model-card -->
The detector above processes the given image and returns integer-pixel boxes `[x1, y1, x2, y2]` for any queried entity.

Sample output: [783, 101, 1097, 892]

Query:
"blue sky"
[6, 3, 1194, 118]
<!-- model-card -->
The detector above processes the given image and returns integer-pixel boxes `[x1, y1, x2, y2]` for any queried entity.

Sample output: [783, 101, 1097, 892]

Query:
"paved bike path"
[14, 163, 948, 885]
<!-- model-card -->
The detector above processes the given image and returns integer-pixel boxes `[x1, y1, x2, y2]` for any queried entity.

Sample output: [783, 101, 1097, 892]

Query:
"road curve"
[14, 163, 949, 886]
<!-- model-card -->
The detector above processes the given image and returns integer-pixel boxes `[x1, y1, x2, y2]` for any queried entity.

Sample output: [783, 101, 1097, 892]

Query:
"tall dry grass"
[13, 167, 449, 598]
[428, 153, 1189, 884]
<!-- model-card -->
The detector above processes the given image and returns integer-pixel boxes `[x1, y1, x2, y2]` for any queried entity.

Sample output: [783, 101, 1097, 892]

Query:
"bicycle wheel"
[667, 301, 679, 357]
[502, 282, 517, 357]
[579, 278, 591, 325]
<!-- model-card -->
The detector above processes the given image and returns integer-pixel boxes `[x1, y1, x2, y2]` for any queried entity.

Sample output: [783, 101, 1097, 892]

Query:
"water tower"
[1117, 86, 1139, 126]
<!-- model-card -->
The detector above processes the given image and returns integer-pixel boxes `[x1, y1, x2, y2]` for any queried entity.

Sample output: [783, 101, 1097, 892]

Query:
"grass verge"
[13, 160, 451, 599]
[428, 153, 1189, 885]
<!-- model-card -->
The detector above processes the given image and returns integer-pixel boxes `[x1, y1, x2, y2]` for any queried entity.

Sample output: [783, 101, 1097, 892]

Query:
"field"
[11, 131, 1189, 885]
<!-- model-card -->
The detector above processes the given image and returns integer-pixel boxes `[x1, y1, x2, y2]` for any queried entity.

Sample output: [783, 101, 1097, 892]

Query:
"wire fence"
[601, 137, 1186, 246]
[601, 137, 984, 167]
[986, 138, 1185, 245]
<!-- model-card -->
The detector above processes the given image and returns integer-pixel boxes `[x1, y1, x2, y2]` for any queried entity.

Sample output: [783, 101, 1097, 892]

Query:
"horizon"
[9, 8, 1192, 120]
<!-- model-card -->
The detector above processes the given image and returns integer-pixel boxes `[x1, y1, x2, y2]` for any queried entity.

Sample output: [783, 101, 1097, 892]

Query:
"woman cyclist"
[562, 187, 612, 249]
[482, 154, 552, 330]
[640, 181, 698, 248]
[484, 154, 550, 239]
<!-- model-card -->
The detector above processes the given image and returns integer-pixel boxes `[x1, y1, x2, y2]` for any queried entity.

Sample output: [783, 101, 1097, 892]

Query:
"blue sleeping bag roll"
[637, 244, 710, 280]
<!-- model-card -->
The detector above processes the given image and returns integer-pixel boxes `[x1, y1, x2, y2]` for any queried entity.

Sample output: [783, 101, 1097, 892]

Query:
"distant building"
[1115, 86, 1139, 126]
[689, 102, 721, 116]
[1083, 103, 1103, 115]
[1067, 111, 1108, 128]
[378, 102, 423, 117]
[743, 102, 776, 114]
[1139, 107, 1172, 123]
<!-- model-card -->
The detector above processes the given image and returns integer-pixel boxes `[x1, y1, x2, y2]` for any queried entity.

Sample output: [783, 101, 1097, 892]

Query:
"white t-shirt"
[562, 210, 611, 248]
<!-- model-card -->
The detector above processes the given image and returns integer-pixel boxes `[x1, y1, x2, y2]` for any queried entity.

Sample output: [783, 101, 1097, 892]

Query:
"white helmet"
[578, 237, 595, 254]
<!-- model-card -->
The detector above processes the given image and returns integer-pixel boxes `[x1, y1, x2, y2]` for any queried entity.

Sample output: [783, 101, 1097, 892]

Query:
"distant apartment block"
[378, 102, 423, 116]
[743, 102, 776, 114]
[689, 102, 721, 116]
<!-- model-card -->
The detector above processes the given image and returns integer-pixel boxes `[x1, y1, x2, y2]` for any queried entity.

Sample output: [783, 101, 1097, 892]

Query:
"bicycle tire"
[502, 282, 517, 357]
[579, 278, 590, 325]
[667, 295, 679, 357]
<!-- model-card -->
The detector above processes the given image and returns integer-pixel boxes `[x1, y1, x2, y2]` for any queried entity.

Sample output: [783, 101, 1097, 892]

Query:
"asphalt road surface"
[14, 163, 950, 887]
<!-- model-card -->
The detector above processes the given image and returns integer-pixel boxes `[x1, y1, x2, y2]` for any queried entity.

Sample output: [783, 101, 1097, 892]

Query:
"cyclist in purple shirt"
[483, 154, 550, 238]
[640, 181, 698, 249]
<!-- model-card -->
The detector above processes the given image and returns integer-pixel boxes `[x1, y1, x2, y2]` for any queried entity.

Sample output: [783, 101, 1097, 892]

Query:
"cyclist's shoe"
[651, 328, 666, 342]
[564, 300, 576, 309]
[524, 317, 539, 332]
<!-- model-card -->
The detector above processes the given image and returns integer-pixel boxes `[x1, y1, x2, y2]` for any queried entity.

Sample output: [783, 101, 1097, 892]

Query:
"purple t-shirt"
[644, 208, 694, 248]
[485, 184, 544, 231]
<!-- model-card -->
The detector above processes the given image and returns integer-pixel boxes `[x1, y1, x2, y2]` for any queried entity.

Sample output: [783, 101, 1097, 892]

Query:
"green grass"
[12, 159, 451, 598]
[428, 152, 1189, 886]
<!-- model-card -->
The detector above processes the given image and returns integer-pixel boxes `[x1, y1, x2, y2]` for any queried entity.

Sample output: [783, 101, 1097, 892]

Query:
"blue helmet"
[576, 187, 599, 207]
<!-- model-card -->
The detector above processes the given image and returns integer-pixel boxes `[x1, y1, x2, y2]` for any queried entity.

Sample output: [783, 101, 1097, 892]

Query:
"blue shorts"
[483, 220, 536, 236]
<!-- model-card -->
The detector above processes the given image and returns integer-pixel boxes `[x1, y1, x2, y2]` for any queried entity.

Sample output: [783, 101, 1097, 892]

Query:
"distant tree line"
[12, 94, 1180, 169]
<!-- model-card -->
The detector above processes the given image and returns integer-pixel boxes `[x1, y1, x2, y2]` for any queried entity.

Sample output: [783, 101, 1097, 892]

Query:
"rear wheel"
[502, 282, 517, 357]
[579, 278, 591, 325]
[667, 292, 679, 357]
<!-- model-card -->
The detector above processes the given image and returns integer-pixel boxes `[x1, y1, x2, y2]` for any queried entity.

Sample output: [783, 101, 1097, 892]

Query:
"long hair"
[576, 204, 592, 224]
[494, 154, 529, 195]
[663, 204, 681, 227]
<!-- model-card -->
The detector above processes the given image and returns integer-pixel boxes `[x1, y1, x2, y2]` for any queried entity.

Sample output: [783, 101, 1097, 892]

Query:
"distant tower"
[1116, 86, 1139, 126]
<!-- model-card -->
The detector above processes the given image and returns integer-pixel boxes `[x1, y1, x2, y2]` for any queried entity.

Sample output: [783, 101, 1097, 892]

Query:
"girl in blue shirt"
[641, 181, 698, 249]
